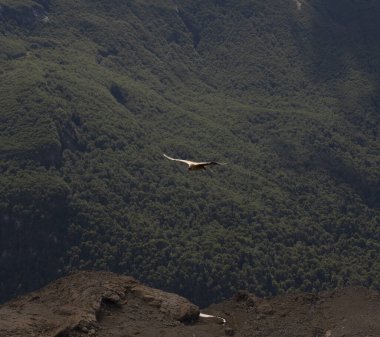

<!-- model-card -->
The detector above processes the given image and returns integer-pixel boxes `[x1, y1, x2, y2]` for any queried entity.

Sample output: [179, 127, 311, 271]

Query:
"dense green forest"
[0, 0, 379, 306]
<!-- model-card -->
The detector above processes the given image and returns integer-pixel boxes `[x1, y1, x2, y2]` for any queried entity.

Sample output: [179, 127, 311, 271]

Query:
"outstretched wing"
[163, 154, 197, 166]
[202, 161, 227, 166]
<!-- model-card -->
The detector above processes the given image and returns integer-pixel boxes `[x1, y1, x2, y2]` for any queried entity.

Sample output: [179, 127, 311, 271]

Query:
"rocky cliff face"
[0, 271, 379, 337]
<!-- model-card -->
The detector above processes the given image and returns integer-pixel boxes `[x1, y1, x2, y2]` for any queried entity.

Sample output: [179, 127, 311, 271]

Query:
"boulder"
[131, 284, 199, 322]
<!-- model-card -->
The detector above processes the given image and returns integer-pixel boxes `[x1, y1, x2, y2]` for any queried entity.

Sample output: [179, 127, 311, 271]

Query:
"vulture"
[163, 154, 226, 171]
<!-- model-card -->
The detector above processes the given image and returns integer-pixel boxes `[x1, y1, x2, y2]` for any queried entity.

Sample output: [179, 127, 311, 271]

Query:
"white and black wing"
[163, 154, 197, 166]
[202, 161, 227, 166]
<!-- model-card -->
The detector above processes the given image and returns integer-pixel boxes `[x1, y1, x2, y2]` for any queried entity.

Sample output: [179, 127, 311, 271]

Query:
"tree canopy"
[0, 0, 379, 306]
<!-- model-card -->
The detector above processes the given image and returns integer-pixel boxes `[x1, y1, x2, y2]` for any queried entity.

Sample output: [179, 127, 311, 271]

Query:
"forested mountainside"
[0, 0, 379, 306]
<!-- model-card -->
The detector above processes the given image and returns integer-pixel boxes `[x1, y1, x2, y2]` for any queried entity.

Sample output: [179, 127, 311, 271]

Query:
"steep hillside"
[1, 271, 380, 337]
[0, 0, 379, 306]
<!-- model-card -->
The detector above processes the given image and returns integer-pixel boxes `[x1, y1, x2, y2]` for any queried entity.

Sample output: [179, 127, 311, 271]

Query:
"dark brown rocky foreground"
[1, 271, 379, 337]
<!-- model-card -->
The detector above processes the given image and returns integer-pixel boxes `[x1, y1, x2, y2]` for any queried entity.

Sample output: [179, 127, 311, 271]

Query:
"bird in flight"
[163, 154, 226, 171]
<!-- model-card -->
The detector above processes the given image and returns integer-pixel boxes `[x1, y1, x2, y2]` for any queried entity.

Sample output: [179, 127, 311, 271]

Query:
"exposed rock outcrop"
[1, 272, 380, 337]
[0, 271, 199, 337]
[131, 283, 199, 322]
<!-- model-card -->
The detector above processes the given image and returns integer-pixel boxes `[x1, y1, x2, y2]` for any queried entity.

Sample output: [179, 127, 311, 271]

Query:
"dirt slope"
[207, 289, 380, 337]
[0, 271, 379, 337]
